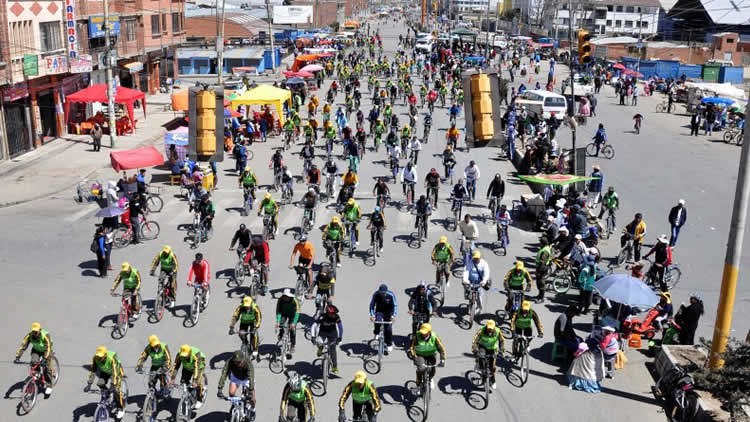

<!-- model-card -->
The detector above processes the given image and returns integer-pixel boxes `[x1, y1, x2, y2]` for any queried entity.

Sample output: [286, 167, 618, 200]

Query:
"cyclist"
[279, 372, 316, 422]
[503, 261, 532, 312]
[281, 165, 295, 198]
[229, 296, 262, 358]
[300, 141, 315, 168]
[401, 124, 412, 148]
[458, 214, 479, 256]
[270, 150, 285, 184]
[368, 205, 386, 253]
[14, 322, 55, 394]
[311, 264, 336, 310]
[464, 160, 481, 201]
[282, 118, 296, 144]
[495, 204, 512, 244]
[462, 250, 490, 313]
[592, 123, 607, 156]
[171, 344, 207, 409]
[372, 177, 391, 208]
[85, 346, 125, 419]
[149, 245, 179, 308]
[244, 236, 270, 293]
[442, 145, 456, 180]
[322, 216, 346, 267]
[449, 102, 460, 124]
[341, 197, 362, 246]
[451, 178, 469, 213]
[229, 224, 253, 260]
[257, 193, 280, 236]
[188, 252, 211, 302]
[413, 194, 432, 234]
[446, 123, 460, 149]
[276, 289, 300, 358]
[110, 262, 142, 319]
[342, 166, 358, 189]
[306, 165, 322, 194]
[197, 195, 216, 231]
[424, 168, 441, 208]
[431, 236, 454, 287]
[486, 173, 505, 206]
[135, 335, 172, 392]
[408, 281, 435, 336]
[401, 161, 418, 199]
[338, 371, 381, 422]
[311, 304, 343, 374]
[471, 320, 505, 389]
[643, 234, 673, 291]
[323, 156, 339, 192]
[369, 284, 397, 352]
[217, 351, 256, 409]
[238, 166, 258, 205]
[289, 235, 315, 290]
[535, 237, 552, 302]
[510, 301, 544, 356]
[409, 323, 446, 393]
[598, 186, 619, 228]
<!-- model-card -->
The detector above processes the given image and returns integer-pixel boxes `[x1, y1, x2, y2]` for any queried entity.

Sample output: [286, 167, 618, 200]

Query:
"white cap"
[282, 288, 294, 298]
[602, 326, 616, 332]
[547, 215, 554, 222]
[560, 226, 569, 233]
[556, 198, 567, 209]
[678, 199, 685, 205]
[658, 234, 669, 244]
[575, 234, 583, 240]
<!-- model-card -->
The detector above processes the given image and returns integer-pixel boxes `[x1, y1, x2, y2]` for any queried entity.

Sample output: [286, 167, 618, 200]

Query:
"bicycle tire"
[520, 347, 530, 385]
[246, 150, 254, 161]
[585, 143, 597, 156]
[723, 131, 735, 144]
[250, 277, 260, 301]
[142, 392, 155, 420]
[20, 378, 37, 412]
[607, 215, 616, 236]
[94, 403, 110, 422]
[666, 267, 682, 290]
[656, 104, 664, 113]
[177, 395, 191, 422]
[468, 300, 475, 329]
[117, 306, 129, 337]
[484, 366, 490, 398]
[140, 221, 160, 241]
[154, 291, 165, 322]
[602, 145, 615, 160]
[49, 356, 60, 386]
[146, 195, 163, 213]
[423, 377, 431, 421]
[736, 132, 744, 146]
[190, 295, 200, 325]
[552, 270, 572, 294]
[617, 247, 629, 266]
[322, 353, 329, 394]
[233, 262, 245, 287]
[113, 227, 130, 249]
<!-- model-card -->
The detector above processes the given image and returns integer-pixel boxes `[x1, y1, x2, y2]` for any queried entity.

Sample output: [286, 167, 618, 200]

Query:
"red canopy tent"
[65, 84, 147, 127]
[110, 146, 164, 172]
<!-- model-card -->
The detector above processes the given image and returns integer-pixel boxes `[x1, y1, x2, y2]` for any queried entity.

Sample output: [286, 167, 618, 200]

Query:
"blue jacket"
[588, 170, 603, 193]
[369, 290, 397, 317]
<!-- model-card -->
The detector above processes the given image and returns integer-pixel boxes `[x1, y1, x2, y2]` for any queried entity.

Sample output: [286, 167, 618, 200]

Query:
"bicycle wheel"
[117, 306, 129, 337]
[585, 143, 597, 156]
[233, 262, 245, 287]
[94, 403, 110, 422]
[666, 267, 682, 290]
[146, 195, 163, 213]
[153, 291, 165, 322]
[723, 131, 735, 143]
[140, 221, 160, 241]
[602, 145, 615, 160]
[736, 132, 744, 146]
[423, 378, 431, 421]
[113, 227, 130, 249]
[484, 368, 490, 398]
[190, 295, 201, 325]
[617, 247, 629, 266]
[607, 215, 616, 237]
[468, 300, 475, 329]
[322, 354, 329, 394]
[20, 378, 37, 412]
[142, 391, 156, 421]
[656, 104, 664, 113]
[552, 270, 572, 294]
[49, 356, 60, 386]
[177, 395, 191, 422]
[230, 407, 242, 422]
[520, 348, 530, 385]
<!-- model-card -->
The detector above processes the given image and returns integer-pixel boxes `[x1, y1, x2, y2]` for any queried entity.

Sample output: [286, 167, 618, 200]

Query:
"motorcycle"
[621, 308, 663, 340]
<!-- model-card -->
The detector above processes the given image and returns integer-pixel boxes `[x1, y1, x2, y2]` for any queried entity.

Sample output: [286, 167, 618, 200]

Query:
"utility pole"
[567, 0, 576, 174]
[485, 0, 491, 58]
[104, 0, 116, 148]
[554, 4, 559, 40]
[709, 97, 750, 369]
[636, 9, 643, 69]
[217, 0, 226, 85]
[265, 0, 275, 70]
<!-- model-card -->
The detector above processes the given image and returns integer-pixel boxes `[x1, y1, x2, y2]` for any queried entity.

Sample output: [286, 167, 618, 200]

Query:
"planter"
[656, 345, 738, 422]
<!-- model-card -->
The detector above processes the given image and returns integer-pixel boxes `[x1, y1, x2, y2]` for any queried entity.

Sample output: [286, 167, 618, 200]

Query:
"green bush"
[692, 339, 750, 421]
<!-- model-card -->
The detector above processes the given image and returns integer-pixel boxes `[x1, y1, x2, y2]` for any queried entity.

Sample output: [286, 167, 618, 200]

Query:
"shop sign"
[64, 0, 79, 58]
[23, 54, 38, 76]
[2, 82, 29, 102]
[88, 15, 120, 38]
[46, 55, 69, 74]
[126, 62, 144, 73]
[69, 54, 93, 73]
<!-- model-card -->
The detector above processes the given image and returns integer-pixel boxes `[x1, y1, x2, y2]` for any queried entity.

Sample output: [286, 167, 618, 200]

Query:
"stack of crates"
[470, 73, 494, 141]
[196, 90, 217, 156]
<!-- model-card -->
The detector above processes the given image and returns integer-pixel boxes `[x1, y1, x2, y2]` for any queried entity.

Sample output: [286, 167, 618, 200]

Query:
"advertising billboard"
[273, 5, 313, 24]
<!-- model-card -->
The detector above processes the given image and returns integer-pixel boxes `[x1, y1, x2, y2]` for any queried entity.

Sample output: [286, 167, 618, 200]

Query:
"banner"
[23, 54, 38, 76]
[64, 0, 78, 59]
[69, 54, 93, 73]
[2, 82, 29, 102]
[46, 55, 69, 74]
[273, 5, 313, 24]
[88, 15, 120, 38]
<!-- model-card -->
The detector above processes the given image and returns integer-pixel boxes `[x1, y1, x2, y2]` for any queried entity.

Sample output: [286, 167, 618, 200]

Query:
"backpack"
[90, 236, 101, 254]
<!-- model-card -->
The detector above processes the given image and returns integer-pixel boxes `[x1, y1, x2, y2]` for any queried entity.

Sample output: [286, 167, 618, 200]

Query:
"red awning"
[110, 146, 164, 172]
[65, 84, 146, 126]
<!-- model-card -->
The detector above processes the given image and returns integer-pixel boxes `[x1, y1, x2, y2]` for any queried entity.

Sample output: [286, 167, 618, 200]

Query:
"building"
[0, 0, 186, 160]
[544, 0, 660, 40]
[666, 0, 750, 42]
[452, 0, 499, 14]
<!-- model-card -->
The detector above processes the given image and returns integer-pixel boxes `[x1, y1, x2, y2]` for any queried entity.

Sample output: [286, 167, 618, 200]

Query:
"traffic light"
[578, 30, 592, 65]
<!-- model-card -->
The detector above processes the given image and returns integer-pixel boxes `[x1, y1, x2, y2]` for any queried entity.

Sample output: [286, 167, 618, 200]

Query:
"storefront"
[1, 82, 33, 158]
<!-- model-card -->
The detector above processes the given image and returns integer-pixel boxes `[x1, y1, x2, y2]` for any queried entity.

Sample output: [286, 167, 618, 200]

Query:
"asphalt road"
[0, 18, 672, 422]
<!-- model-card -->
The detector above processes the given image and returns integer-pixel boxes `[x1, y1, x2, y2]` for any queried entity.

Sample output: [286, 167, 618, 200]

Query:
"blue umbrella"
[287, 77, 305, 85]
[593, 274, 659, 308]
[165, 126, 189, 146]
[95, 206, 126, 218]
[701, 96, 735, 105]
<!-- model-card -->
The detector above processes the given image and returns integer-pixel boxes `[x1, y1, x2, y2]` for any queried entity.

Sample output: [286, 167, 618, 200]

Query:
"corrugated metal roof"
[701, 0, 750, 25]
[223, 47, 263, 59]
[177, 49, 217, 59]
[591, 36, 639, 45]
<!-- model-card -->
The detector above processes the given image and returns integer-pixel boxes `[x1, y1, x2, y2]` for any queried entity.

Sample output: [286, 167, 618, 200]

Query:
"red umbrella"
[613, 63, 626, 70]
[283, 70, 314, 78]
[623, 68, 643, 78]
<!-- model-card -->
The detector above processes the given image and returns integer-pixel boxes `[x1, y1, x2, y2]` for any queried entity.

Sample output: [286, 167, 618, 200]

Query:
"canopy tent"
[518, 174, 597, 185]
[171, 89, 189, 111]
[300, 64, 324, 72]
[291, 54, 322, 72]
[66, 84, 146, 126]
[230, 84, 292, 124]
[110, 146, 164, 172]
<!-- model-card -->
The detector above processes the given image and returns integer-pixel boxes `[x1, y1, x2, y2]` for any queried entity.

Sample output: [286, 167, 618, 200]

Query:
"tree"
[692, 339, 750, 420]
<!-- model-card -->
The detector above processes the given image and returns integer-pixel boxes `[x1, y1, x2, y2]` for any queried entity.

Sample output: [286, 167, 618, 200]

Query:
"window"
[616, 5, 623, 11]
[40, 21, 62, 52]
[641, 21, 648, 28]
[162, 14, 167, 34]
[607, 5, 613, 11]
[172, 12, 183, 32]
[727, 38, 735, 43]
[625, 6, 634, 12]
[615, 19, 622, 26]
[624, 20, 633, 28]
[125, 18, 136, 41]
[545, 96, 566, 107]
[151, 15, 160, 36]
[606, 19, 612, 26]
[562, 17, 570, 24]
[595, 9, 606, 19]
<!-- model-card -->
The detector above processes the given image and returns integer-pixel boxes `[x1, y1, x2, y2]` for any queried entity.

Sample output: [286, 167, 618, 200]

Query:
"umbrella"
[300, 64, 324, 72]
[224, 108, 242, 118]
[701, 96, 735, 105]
[287, 77, 306, 85]
[622, 68, 643, 78]
[612, 63, 626, 70]
[165, 126, 189, 146]
[518, 174, 597, 186]
[96, 206, 126, 218]
[593, 274, 659, 308]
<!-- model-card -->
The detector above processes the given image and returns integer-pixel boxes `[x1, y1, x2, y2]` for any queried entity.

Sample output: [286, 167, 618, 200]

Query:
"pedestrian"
[588, 94, 597, 117]
[668, 199, 687, 247]
[619, 86, 626, 105]
[210, 160, 218, 189]
[690, 113, 701, 136]
[259, 117, 268, 142]
[104, 226, 114, 271]
[554, 305, 582, 354]
[588, 164, 603, 205]
[93, 226, 107, 277]
[631, 84, 639, 106]
[129, 192, 144, 244]
[91, 123, 103, 152]
[675, 293, 704, 345]
[704, 106, 715, 135]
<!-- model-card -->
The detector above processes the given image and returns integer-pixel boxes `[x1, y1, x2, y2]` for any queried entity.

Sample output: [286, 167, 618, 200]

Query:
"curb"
[0, 129, 167, 209]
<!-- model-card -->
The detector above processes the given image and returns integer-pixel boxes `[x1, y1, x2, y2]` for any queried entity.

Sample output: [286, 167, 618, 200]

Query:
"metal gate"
[4, 104, 30, 157]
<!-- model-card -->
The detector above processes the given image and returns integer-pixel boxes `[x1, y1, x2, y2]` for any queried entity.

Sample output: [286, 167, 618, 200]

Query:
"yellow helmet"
[264, 193, 271, 200]
[521, 301, 531, 311]
[439, 236, 447, 244]
[354, 370, 367, 384]
[95, 346, 108, 358]
[404, 124, 410, 129]
[30, 322, 41, 332]
[244, 166, 251, 172]
[485, 320, 496, 330]
[515, 261, 524, 270]
[180, 344, 191, 358]
[347, 198, 355, 205]
[121, 262, 131, 272]
[242, 296, 254, 307]
[148, 335, 160, 347]
[332, 216, 340, 224]
[419, 323, 432, 335]
[162, 246, 172, 255]
[472, 250, 481, 259]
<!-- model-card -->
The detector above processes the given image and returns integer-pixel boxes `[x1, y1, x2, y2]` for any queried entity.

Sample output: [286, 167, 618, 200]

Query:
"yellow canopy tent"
[230, 84, 292, 124]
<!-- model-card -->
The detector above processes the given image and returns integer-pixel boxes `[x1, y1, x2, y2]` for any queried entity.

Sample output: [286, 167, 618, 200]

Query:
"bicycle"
[413, 210, 429, 248]
[273, 324, 292, 371]
[137, 368, 171, 422]
[426, 185, 439, 209]
[242, 187, 255, 217]
[369, 227, 383, 263]
[547, 258, 576, 294]
[376, 194, 389, 210]
[617, 234, 634, 266]
[144, 186, 164, 213]
[293, 265, 311, 305]
[431, 261, 450, 307]
[152, 271, 175, 322]
[314, 337, 336, 394]
[325, 240, 340, 269]
[450, 197, 464, 231]
[175, 374, 208, 422]
[585, 142, 615, 159]
[89, 382, 130, 422]
[301, 207, 315, 234]
[512, 334, 534, 386]
[188, 282, 211, 325]
[403, 180, 416, 209]
[323, 174, 337, 203]
[234, 329, 259, 361]
[113, 214, 160, 248]
[466, 284, 482, 328]
[262, 214, 276, 241]
[602, 208, 616, 239]
[112, 292, 141, 338]
[418, 362, 439, 420]
[223, 387, 256, 422]
[284, 130, 294, 150]
[344, 220, 360, 257]
[467, 349, 497, 400]
[370, 320, 393, 371]
[655, 101, 674, 113]
[17, 356, 60, 413]
[190, 214, 212, 246]
[494, 222, 509, 256]
[488, 195, 502, 222]
[644, 259, 682, 291]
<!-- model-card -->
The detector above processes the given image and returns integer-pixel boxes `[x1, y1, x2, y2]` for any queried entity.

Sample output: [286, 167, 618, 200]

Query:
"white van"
[514, 90, 566, 120]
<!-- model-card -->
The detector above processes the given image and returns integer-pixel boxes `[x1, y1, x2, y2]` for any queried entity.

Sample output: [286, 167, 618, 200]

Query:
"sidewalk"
[0, 92, 178, 208]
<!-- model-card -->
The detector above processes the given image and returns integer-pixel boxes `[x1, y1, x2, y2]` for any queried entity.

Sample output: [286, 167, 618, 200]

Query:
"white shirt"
[459, 220, 479, 240]
[401, 166, 418, 183]
[410, 139, 422, 151]
[464, 165, 480, 181]
[463, 258, 490, 285]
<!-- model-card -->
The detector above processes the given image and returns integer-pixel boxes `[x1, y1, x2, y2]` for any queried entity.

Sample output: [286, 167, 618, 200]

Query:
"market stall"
[66, 84, 146, 135]
[230, 84, 292, 125]
[110, 146, 164, 172]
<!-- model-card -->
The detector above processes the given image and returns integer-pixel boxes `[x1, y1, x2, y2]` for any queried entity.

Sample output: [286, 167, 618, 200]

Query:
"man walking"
[690, 113, 701, 136]
[668, 199, 687, 247]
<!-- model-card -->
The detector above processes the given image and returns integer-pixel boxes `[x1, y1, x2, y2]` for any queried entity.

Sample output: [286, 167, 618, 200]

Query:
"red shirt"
[188, 259, 211, 283]
[244, 242, 270, 265]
